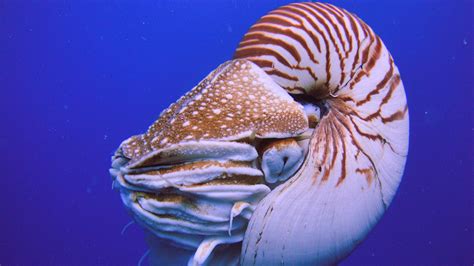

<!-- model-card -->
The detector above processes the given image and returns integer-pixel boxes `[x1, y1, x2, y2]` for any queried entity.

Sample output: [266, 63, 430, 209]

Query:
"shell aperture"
[110, 2, 408, 265]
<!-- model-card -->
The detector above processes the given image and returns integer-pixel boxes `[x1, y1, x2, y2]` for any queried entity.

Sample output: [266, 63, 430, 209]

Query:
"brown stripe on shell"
[241, 23, 317, 65]
[356, 57, 394, 106]
[333, 119, 348, 187]
[316, 3, 353, 87]
[236, 41, 294, 68]
[266, 68, 299, 81]
[356, 167, 374, 185]
[289, 3, 333, 89]
[381, 104, 408, 124]
[242, 32, 302, 62]
[259, 14, 299, 28]
[313, 3, 349, 71]
[306, 3, 346, 86]
[269, 8, 322, 57]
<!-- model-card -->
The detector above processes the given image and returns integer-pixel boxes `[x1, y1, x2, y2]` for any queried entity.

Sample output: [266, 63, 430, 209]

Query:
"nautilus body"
[110, 2, 408, 265]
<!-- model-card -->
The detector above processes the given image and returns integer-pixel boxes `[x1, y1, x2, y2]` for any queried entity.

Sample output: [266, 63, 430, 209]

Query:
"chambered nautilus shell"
[110, 2, 409, 265]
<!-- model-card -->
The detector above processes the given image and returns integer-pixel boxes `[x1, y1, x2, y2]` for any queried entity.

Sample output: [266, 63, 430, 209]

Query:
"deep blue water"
[1, 0, 472, 265]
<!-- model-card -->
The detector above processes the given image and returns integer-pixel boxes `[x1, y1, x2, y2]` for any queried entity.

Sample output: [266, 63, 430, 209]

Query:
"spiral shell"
[235, 2, 409, 265]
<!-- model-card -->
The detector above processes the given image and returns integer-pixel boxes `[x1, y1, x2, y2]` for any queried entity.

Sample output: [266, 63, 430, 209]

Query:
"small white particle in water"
[424, 111, 428, 115]
[213, 109, 221, 114]
[463, 38, 468, 45]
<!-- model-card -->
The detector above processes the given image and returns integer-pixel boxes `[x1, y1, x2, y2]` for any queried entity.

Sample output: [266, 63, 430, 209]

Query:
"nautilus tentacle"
[234, 2, 409, 265]
[110, 59, 314, 265]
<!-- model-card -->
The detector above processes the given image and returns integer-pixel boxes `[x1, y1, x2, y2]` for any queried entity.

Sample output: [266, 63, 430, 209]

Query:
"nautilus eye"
[110, 2, 408, 265]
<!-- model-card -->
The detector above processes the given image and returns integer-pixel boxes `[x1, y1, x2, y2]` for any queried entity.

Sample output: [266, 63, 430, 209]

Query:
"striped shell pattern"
[110, 2, 408, 265]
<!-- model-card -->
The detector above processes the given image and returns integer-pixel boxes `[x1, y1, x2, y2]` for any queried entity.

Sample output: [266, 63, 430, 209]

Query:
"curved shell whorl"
[235, 2, 409, 265]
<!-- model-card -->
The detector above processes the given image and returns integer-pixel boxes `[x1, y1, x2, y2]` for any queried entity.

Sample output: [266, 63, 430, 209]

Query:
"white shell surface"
[236, 2, 409, 265]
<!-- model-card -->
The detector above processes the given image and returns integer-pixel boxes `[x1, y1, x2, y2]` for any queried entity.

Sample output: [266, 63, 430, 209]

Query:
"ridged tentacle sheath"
[110, 2, 409, 265]
[111, 59, 313, 265]
[235, 2, 409, 265]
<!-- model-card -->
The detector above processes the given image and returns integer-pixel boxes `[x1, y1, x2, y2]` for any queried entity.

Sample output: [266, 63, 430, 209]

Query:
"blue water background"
[1, 0, 472, 265]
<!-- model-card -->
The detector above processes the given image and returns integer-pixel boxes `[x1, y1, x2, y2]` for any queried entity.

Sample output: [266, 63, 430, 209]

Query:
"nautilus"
[110, 2, 409, 265]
